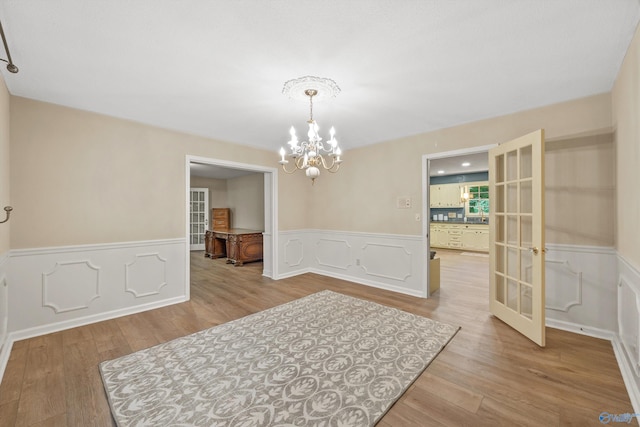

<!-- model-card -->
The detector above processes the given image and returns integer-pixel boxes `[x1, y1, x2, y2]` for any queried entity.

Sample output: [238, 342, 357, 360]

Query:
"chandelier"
[278, 76, 343, 184]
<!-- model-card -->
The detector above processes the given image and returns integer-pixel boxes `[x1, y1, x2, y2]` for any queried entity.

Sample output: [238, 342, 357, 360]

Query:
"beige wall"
[190, 176, 228, 220]
[190, 174, 264, 230]
[227, 173, 264, 230]
[613, 21, 640, 269]
[9, 90, 616, 250]
[309, 93, 613, 245]
[0, 75, 9, 255]
[9, 96, 308, 249]
[545, 133, 615, 246]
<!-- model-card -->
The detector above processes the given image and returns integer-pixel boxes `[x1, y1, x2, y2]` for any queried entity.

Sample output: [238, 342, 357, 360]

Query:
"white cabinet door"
[429, 185, 441, 208]
[430, 225, 450, 248]
[443, 184, 463, 207]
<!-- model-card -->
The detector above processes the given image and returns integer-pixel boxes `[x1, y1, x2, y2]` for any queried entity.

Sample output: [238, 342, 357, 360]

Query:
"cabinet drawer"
[449, 241, 462, 248]
[448, 229, 462, 235]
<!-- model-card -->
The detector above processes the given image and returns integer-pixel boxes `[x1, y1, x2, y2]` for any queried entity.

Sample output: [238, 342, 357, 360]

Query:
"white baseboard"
[545, 317, 615, 341]
[0, 238, 188, 384]
[307, 267, 425, 298]
[0, 294, 187, 383]
[615, 253, 640, 416]
[612, 335, 640, 415]
[278, 229, 427, 297]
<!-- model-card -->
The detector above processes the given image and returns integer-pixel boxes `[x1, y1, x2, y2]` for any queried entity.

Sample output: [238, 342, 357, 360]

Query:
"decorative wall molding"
[618, 274, 640, 376]
[316, 239, 352, 270]
[10, 238, 185, 257]
[0, 274, 7, 349]
[6, 238, 186, 334]
[0, 253, 8, 381]
[125, 253, 168, 298]
[42, 260, 101, 314]
[545, 258, 583, 312]
[615, 253, 640, 415]
[278, 229, 425, 297]
[361, 243, 412, 282]
[544, 244, 617, 333]
[284, 238, 304, 267]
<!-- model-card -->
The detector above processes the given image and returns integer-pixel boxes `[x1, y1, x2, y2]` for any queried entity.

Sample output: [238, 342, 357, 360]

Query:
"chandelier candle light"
[278, 76, 343, 184]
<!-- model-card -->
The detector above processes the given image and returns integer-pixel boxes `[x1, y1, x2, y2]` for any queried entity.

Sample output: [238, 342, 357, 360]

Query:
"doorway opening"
[422, 145, 494, 297]
[184, 155, 278, 299]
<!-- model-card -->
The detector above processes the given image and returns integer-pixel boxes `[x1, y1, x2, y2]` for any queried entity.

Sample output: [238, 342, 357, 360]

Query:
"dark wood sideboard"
[205, 228, 263, 266]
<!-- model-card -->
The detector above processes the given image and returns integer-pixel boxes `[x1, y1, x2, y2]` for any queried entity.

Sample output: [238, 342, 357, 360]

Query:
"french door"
[489, 130, 546, 346]
[189, 188, 209, 251]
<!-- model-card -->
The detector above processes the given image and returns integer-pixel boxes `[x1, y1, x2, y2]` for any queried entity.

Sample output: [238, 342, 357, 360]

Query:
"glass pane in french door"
[489, 129, 545, 347]
[189, 188, 208, 250]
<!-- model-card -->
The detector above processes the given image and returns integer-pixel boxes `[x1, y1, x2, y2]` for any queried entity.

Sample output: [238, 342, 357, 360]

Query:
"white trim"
[0, 339, 12, 387]
[9, 238, 185, 257]
[422, 144, 496, 299]
[615, 253, 640, 414]
[546, 243, 616, 255]
[613, 336, 640, 416]
[280, 228, 422, 241]
[185, 156, 278, 290]
[545, 317, 615, 340]
[0, 295, 187, 384]
[307, 268, 425, 298]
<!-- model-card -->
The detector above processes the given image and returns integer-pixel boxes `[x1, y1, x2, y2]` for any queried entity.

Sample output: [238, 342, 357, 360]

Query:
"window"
[466, 183, 489, 216]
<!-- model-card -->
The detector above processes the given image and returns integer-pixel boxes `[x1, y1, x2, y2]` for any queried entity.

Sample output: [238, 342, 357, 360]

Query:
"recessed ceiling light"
[437, 170, 445, 174]
[461, 162, 470, 167]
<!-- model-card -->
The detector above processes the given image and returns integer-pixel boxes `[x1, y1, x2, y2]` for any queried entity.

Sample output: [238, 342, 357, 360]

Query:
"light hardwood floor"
[0, 249, 634, 426]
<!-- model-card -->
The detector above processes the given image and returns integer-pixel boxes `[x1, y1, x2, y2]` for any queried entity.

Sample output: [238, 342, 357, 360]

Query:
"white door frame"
[184, 155, 278, 300]
[421, 144, 495, 297]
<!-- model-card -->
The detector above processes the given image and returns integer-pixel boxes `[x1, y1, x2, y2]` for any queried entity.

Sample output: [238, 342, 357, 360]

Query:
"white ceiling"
[430, 152, 488, 177]
[0, 1, 638, 159]
[190, 162, 257, 180]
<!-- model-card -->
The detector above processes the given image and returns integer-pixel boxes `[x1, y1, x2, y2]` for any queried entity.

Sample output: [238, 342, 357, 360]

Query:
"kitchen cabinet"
[430, 224, 450, 247]
[461, 225, 489, 251]
[430, 184, 463, 208]
[430, 223, 489, 252]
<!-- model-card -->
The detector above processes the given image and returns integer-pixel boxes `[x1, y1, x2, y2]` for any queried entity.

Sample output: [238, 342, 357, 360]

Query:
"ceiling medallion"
[282, 76, 340, 102]
[278, 76, 343, 184]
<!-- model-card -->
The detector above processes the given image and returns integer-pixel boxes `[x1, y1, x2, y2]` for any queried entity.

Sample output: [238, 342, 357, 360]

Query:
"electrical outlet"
[397, 197, 411, 209]
[356, 259, 360, 266]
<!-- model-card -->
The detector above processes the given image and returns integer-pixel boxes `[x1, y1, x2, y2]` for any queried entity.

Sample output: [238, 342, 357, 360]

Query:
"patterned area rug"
[99, 290, 459, 426]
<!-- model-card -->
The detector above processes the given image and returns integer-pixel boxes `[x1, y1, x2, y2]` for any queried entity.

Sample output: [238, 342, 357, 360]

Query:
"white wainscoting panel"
[284, 237, 305, 269]
[544, 244, 618, 334]
[7, 239, 187, 339]
[316, 239, 352, 270]
[262, 232, 273, 278]
[43, 260, 101, 313]
[0, 252, 8, 353]
[545, 259, 583, 312]
[278, 230, 425, 297]
[125, 253, 167, 298]
[0, 253, 8, 383]
[361, 243, 412, 282]
[615, 254, 640, 414]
